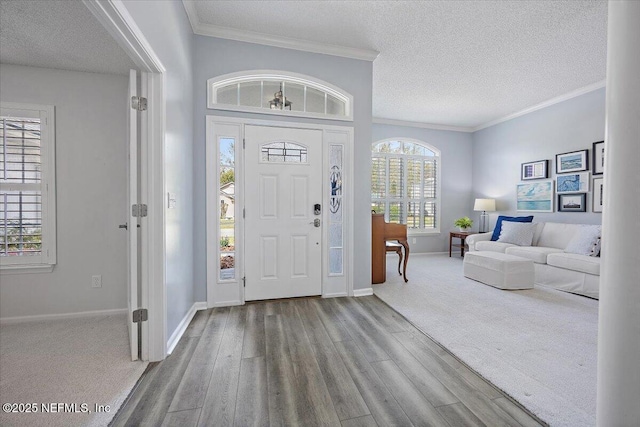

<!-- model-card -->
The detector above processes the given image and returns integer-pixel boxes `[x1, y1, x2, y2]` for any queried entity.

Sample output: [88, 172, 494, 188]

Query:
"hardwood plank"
[371, 359, 450, 427]
[183, 309, 211, 338]
[313, 298, 354, 343]
[340, 298, 459, 407]
[242, 303, 266, 359]
[110, 362, 160, 425]
[198, 306, 247, 427]
[436, 403, 485, 427]
[356, 296, 408, 333]
[280, 300, 341, 427]
[265, 314, 302, 426]
[168, 307, 230, 412]
[394, 331, 523, 426]
[334, 339, 414, 427]
[295, 301, 370, 420]
[113, 336, 199, 426]
[234, 356, 269, 427]
[161, 408, 201, 427]
[493, 397, 545, 427]
[402, 323, 503, 400]
[264, 301, 280, 315]
[341, 414, 379, 427]
[328, 298, 390, 362]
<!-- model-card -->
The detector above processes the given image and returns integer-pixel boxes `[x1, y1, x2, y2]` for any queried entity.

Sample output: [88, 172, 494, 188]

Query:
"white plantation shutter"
[371, 139, 440, 231]
[0, 103, 56, 268]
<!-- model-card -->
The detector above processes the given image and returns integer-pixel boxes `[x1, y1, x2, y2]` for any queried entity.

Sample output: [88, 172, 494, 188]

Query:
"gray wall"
[472, 88, 605, 228]
[122, 0, 195, 337]
[192, 36, 373, 297]
[372, 123, 474, 252]
[0, 64, 128, 318]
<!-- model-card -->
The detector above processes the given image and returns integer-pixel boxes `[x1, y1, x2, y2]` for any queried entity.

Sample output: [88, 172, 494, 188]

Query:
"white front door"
[244, 125, 323, 300]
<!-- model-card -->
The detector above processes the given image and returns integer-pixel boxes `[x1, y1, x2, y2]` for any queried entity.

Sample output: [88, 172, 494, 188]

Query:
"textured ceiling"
[0, 0, 136, 75]
[188, 0, 608, 129]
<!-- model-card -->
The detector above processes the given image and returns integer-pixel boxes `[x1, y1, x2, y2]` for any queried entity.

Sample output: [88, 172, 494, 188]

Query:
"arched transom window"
[207, 71, 353, 121]
[371, 139, 441, 232]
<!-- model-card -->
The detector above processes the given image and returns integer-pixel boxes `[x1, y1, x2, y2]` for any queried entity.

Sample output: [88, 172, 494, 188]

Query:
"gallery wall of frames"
[517, 141, 604, 213]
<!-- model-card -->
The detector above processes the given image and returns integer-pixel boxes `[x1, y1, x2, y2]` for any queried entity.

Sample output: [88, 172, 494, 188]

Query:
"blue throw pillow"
[490, 215, 534, 241]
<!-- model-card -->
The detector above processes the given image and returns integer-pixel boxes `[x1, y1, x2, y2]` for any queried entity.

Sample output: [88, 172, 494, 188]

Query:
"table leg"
[460, 236, 466, 257]
[449, 234, 453, 257]
[396, 248, 402, 275]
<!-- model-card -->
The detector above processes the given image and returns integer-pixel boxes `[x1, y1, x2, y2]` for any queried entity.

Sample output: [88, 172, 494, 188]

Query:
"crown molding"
[372, 117, 474, 133]
[181, 1, 378, 61]
[473, 80, 607, 132]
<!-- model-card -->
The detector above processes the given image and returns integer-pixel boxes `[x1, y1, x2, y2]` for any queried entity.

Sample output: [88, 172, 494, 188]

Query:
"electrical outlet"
[412, 238, 416, 244]
[92, 275, 102, 288]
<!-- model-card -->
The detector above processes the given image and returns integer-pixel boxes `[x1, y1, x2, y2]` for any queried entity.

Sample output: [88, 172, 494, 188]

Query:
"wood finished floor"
[112, 296, 546, 427]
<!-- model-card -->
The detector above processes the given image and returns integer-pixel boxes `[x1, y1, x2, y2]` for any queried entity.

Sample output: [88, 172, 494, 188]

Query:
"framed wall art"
[521, 159, 549, 180]
[593, 177, 604, 213]
[517, 180, 554, 212]
[592, 141, 604, 175]
[556, 149, 589, 174]
[558, 193, 587, 212]
[556, 172, 589, 193]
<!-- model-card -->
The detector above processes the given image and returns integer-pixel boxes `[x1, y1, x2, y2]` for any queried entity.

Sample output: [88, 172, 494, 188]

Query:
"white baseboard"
[166, 301, 207, 355]
[0, 308, 128, 325]
[353, 288, 374, 297]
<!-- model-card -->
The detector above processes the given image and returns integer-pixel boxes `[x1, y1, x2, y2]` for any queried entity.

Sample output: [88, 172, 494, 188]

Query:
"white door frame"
[84, 0, 167, 362]
[206, 116, 354, 307]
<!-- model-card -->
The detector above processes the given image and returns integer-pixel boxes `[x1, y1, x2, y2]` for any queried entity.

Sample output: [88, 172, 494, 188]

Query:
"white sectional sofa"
[466, 222, 600, 299]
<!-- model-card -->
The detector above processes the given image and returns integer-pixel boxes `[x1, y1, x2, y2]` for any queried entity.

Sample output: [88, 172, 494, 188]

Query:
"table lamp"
[474, 198, 496, 233]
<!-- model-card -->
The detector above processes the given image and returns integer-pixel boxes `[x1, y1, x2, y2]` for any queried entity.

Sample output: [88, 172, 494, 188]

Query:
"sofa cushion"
[497, 221, 537, 246]
[505, 246, 564, 264]
[490, 215, 534, 241]
[547, 252, 601, 275]
[536, 222, 581, 250]
[475, 241, 516, 253]
[564, 225, 601, 256]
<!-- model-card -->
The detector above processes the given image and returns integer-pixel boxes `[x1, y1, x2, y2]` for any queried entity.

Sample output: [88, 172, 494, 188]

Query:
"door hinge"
[131, 96, 148, 111]
[132, 204, 148, 217]
[243, 277, 246, 288]
[243, 138, 245, 149]
[243, 208, 245, 219]
[133, 308, 148, 323]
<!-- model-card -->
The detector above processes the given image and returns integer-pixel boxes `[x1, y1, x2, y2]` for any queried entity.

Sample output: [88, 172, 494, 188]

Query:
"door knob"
[309, 218, 321, 227]
[119, 223, 128, 230]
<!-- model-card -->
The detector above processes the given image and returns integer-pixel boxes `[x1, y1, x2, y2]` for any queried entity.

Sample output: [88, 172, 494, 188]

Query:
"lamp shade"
[474, 198, 496, 212]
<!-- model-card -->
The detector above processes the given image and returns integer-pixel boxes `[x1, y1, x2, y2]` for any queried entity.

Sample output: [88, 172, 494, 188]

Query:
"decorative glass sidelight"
[329, 144, 343, 275]
[219, 137, 236, 281]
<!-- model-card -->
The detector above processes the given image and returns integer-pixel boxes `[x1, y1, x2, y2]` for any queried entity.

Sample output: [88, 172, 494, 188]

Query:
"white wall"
[122, 0, 195, 337]
[0, 64, 128, 318]
[472, 88, 605, 228]
[372, 123, 474, 252]
[191, 36, 373, 296]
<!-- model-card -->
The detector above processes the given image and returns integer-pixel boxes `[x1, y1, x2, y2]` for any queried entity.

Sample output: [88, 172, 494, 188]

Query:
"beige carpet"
[374, 253, 599, 427]
[0, 313, 147, 427]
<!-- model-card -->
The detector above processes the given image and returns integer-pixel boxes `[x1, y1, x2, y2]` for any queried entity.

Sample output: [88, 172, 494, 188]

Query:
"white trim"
[211, 300, 243, 308]
[0, 308, 128, 325]
[181, 1, 378, 62]
[166, 302, 205, 355]
[83, 0, 165, 73]
[473, 80, 607, 132]
[353, 288, 374, 297]
[0, 264, 54, 274]
[373, 117, 474, 133]
[323, 292, 348, 298]
[84, 0, 166, 363]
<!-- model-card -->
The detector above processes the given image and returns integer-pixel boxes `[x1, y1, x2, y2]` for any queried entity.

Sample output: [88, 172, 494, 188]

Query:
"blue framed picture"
[556, 149, 589, 174]
[517, 180, 554, 212]
[556, 172, 589, 193]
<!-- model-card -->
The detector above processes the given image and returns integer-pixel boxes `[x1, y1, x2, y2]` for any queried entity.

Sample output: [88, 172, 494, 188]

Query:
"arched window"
[207, 70, 353, 121]
[371, 138, 441, 232]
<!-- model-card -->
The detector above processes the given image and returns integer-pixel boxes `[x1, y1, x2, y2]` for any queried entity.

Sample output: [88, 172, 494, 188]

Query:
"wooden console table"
[449, 231, 476, 257]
